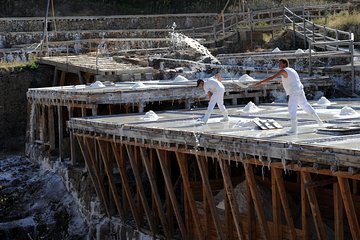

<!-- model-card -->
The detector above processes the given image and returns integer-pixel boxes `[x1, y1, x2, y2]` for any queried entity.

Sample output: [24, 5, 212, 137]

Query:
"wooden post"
[301, 171, 310, 240]
[271, 168, 281, 239]
[218, 158, 244, 239]
[48, 105, 55, 150]
[337, 176, 360, 240]
[175, 152, 204, 239]
[333, 182, 344, 240]
[57, 105, 63, 160]
[157, 149, 187, 239]
[244, 164, 271, 240]
[195, 155, 225, 240]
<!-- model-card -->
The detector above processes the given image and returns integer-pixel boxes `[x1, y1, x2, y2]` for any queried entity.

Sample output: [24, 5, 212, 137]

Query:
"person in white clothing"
[255, 58, 323, 133]
[196, 75, 229, 123]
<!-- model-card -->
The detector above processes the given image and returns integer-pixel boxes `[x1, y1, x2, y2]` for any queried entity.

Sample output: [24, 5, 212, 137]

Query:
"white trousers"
[207, 89, 226, 113]
[288, 92, 317, 120]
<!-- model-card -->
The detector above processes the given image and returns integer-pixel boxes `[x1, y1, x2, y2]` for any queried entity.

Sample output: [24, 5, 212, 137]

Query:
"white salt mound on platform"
[238, 74, 255, 82]
[173, 75, 189, 82]
[295, 48, 304, 54]
[90, 81, 105, 88]
[339, 106, 358, 116]
[233, 118, 259, 129]
[272, 47, 281, 52]
[304, 49, 315, 53]
[143, 110, 159, 121]
[317, 96, 331, 106]
[132, 82, 146, 89]
[242, 101, 260, 113]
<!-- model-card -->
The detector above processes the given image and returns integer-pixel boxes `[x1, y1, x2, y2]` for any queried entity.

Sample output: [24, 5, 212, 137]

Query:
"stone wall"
[0, 64, 53, 153]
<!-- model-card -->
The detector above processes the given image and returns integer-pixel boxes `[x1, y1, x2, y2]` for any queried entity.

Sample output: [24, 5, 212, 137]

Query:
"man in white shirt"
[196, 73, 229, 123]
[255, 58, 323, 133]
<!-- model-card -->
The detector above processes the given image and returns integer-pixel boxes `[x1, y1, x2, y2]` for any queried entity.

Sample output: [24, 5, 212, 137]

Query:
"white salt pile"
[295, 48, 304, 54]
[272, 47, 281, 52]
[173, 75, 189, 82]
[90, 81, 105, 88]
[238, 74, 256, 82]
[304, 49, 315, 53]
[317, 96, 331, 106]
[232, 118, 259, 129]
[131, 82, 146, 89]
[339, 106, 358, 116]
[242, 101, 260, 113]
[143, 110, 159, 121]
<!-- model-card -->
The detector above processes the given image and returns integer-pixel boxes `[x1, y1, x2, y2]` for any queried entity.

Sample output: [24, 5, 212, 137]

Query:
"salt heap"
[295, 48, 304, 54]
[238, 74, 256, 82]
[173, 75, 189, 82]
[272, 47, 281, 52]
[90, 81, 105, 88]
[242, 101, 260, 113]
[143, 110, 159, 121]
[131, 82, 146, 89]
[304, 49, 315, 53]
[339, 106, 358, 116]
[317, 96, 331, 106]
[233, 118, 259, 129]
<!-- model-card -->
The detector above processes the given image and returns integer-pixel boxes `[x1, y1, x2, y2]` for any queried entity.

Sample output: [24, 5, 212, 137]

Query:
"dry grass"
[0, 58, 38, 72]
[315, 11, 360, 41]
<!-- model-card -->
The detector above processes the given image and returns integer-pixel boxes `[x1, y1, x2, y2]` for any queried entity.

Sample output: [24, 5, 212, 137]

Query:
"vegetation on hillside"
[0, 0, 350, 17]
[315, 11, 360, 42]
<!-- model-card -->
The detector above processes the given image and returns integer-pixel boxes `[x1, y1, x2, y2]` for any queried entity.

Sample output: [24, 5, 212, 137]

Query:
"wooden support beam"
[139, 147, 170, 239]
[75, 135, 110, 216]
[124, 145, 156, 234]
[59, 70, 66, 86]
[195, 155, 225, 240]
[271, 168, 281, 240]
[247, 179, 256, 240]
[111, 142, 142, 228]
[333, 183, 344, 240]
[244, 164, 271, 240]
[57, 105, 63, 160]
[175, 152, 204, 239]
[218, 158, 245, 240]
[48, 105, 55, 150]
[301, 171, 310, 240]
[273, 168, 297, 240]
[302, 172, 328, 240]
[97, 139, 124, 218]
[156, 149, 187, 239]
[337, 176, 360, 240]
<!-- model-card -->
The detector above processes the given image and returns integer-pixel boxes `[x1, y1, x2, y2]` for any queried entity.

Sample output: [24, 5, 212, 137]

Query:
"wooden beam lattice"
[111, 142, 142, 228]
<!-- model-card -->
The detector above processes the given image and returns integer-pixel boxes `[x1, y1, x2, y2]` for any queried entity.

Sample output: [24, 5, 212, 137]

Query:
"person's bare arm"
[207, 91, 213, 98]
[255, 70, 287, 87]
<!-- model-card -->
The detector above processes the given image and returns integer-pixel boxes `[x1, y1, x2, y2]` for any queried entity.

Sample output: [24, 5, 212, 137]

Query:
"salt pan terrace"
[66, 101, 360, 239]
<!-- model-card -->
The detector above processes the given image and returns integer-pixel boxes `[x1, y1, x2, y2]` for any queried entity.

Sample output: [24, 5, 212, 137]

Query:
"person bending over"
[255, 58, 323, 134]
[196, 75, 229, 123]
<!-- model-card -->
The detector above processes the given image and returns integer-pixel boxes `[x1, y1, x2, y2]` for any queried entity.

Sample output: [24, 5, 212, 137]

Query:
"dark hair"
[279, 58, 289, 67]
[196, 79, 204, 87]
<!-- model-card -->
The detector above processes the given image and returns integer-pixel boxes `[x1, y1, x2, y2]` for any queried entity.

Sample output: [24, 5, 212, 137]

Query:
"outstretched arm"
[255, 70, 286, 87]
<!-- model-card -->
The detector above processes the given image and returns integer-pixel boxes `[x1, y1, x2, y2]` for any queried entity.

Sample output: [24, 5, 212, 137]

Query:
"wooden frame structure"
[65, 104, 360, 239]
